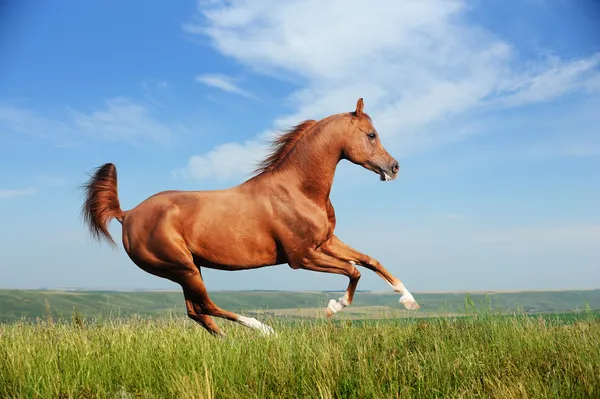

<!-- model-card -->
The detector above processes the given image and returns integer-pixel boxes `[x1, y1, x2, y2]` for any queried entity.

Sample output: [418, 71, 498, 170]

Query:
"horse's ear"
[354, 98, 364, 117]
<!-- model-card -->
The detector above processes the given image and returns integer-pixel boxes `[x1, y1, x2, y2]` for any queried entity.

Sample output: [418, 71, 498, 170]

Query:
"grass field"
[1, 310, 599, 398]
[1, 290, 599, 397]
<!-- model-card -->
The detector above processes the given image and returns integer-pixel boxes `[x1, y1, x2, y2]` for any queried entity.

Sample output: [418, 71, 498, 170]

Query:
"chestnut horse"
[81, 98, 420, 336]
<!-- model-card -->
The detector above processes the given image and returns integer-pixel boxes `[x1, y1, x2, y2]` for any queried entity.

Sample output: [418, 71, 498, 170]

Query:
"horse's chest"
[300, 209, 331, 240]
[278, 201, 332, 245]
[317, 214, 335, 242]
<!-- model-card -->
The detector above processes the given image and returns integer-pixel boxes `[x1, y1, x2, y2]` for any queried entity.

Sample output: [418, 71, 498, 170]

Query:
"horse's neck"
[277, 125, 342, 206]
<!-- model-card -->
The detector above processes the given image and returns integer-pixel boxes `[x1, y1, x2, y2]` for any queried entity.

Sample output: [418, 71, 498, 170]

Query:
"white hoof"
[327, 295, 350, 315]
[258, 323, 276, 336]
[399, 292, 420, 310]
[238, 316, 276, 335]
[327, 299, 342, 314]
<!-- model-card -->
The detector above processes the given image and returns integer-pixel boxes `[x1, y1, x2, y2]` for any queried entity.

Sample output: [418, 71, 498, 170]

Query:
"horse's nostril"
[392, 163, 399, 174]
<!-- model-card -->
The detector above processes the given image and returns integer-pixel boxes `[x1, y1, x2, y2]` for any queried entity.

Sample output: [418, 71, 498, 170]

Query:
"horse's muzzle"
[378, 160, 399, 182]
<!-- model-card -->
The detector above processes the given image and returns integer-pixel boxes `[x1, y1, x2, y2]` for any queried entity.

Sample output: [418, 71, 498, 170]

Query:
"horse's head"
[341, 98, 399, 182]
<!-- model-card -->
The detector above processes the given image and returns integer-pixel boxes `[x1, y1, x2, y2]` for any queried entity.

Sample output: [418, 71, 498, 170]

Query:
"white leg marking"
[388, 281, 420, 310]
[327, 293, 350, 315]
[237, 316, 275, 335]
[399, 290, 420, 310]
[327, 261, 358, 315]
[327, 299, 342, 314]
[339, 295, 350, 307]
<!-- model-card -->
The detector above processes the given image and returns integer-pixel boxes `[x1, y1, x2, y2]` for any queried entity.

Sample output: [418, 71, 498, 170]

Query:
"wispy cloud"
[0, 98, 184, 146]
[196, 73, 257, 99]
[0, 187, 36, 199]
[172, 137, 269, 182]
[178, 0, 600, 182]
[0, 105, 73, 143]
[69, 98, 178, 145]
[490, 54, 600, 108]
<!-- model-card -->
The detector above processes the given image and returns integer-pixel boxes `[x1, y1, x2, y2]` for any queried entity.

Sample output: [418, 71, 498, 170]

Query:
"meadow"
[1, 290, 599, 398]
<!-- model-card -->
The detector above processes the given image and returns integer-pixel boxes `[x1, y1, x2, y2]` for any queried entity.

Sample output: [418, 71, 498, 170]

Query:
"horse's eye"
[367, 132, 376, 140]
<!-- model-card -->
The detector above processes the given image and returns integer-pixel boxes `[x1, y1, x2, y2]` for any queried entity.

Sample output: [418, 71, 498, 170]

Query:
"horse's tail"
[81, 162, 125, 248]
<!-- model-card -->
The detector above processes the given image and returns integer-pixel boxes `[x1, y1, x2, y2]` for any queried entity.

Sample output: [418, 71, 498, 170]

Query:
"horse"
[81, 98, 420, 336]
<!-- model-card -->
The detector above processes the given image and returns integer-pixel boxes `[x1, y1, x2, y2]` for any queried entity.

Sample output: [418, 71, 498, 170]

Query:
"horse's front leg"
[321, 235, 420, 310]
[291, 248, 362, 317]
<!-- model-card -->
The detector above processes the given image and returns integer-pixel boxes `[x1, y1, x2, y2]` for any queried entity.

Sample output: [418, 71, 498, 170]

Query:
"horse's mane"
[252, 111, 372, 176]
[253, 119, 317, 175]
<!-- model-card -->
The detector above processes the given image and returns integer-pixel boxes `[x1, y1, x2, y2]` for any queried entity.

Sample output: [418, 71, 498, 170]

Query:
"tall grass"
[0, 309, 599, 398]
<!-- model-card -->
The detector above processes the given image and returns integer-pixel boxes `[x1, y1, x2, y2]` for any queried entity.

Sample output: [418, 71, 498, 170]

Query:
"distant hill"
[0, 289, 598, 322]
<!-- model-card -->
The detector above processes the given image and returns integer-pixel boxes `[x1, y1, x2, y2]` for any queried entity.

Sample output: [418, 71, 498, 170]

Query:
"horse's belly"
[188, 228, 282, 270]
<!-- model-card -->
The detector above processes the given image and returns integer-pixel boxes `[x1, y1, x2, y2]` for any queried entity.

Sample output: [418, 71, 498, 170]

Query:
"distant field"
[1, 288, 599, 322]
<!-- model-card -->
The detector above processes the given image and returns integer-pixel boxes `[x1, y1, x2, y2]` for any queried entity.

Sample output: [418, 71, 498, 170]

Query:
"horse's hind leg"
[181, 271, 275, 336]
[124, 239, 229, 337]
[183, 290, 223, 337]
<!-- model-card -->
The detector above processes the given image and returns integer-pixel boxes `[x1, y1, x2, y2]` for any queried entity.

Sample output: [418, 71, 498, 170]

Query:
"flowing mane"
[253, 119, 317, 175]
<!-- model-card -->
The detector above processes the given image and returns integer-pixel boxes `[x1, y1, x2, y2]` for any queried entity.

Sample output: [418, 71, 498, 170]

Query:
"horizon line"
[1, 287, 599, 294]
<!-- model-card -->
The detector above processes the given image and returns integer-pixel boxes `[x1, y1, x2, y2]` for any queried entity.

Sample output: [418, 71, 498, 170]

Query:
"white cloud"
[491, 54, 600, 108]
[196, 73, 256, 99]
[172, 136, 270, 182]
[178, 0, 600, 182]
[0, 98, 181, 146]
[0, 187, 36, 199]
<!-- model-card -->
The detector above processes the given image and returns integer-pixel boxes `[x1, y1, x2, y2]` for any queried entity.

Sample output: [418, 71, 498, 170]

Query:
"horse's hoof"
[400, 293, 420, 310]
[327, 298, 345, 316]
[259, 324, 276, 336]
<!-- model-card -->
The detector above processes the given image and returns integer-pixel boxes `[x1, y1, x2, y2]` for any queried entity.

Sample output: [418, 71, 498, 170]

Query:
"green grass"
[1, 289, 599, 397]
[1, 310, 599, 398]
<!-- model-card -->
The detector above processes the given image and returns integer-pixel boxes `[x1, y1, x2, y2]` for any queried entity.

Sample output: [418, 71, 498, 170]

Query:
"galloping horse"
[81, 98, 420, 336]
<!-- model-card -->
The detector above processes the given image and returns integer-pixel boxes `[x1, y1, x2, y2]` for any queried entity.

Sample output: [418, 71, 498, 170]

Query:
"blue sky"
[0, 0, 598, 292]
